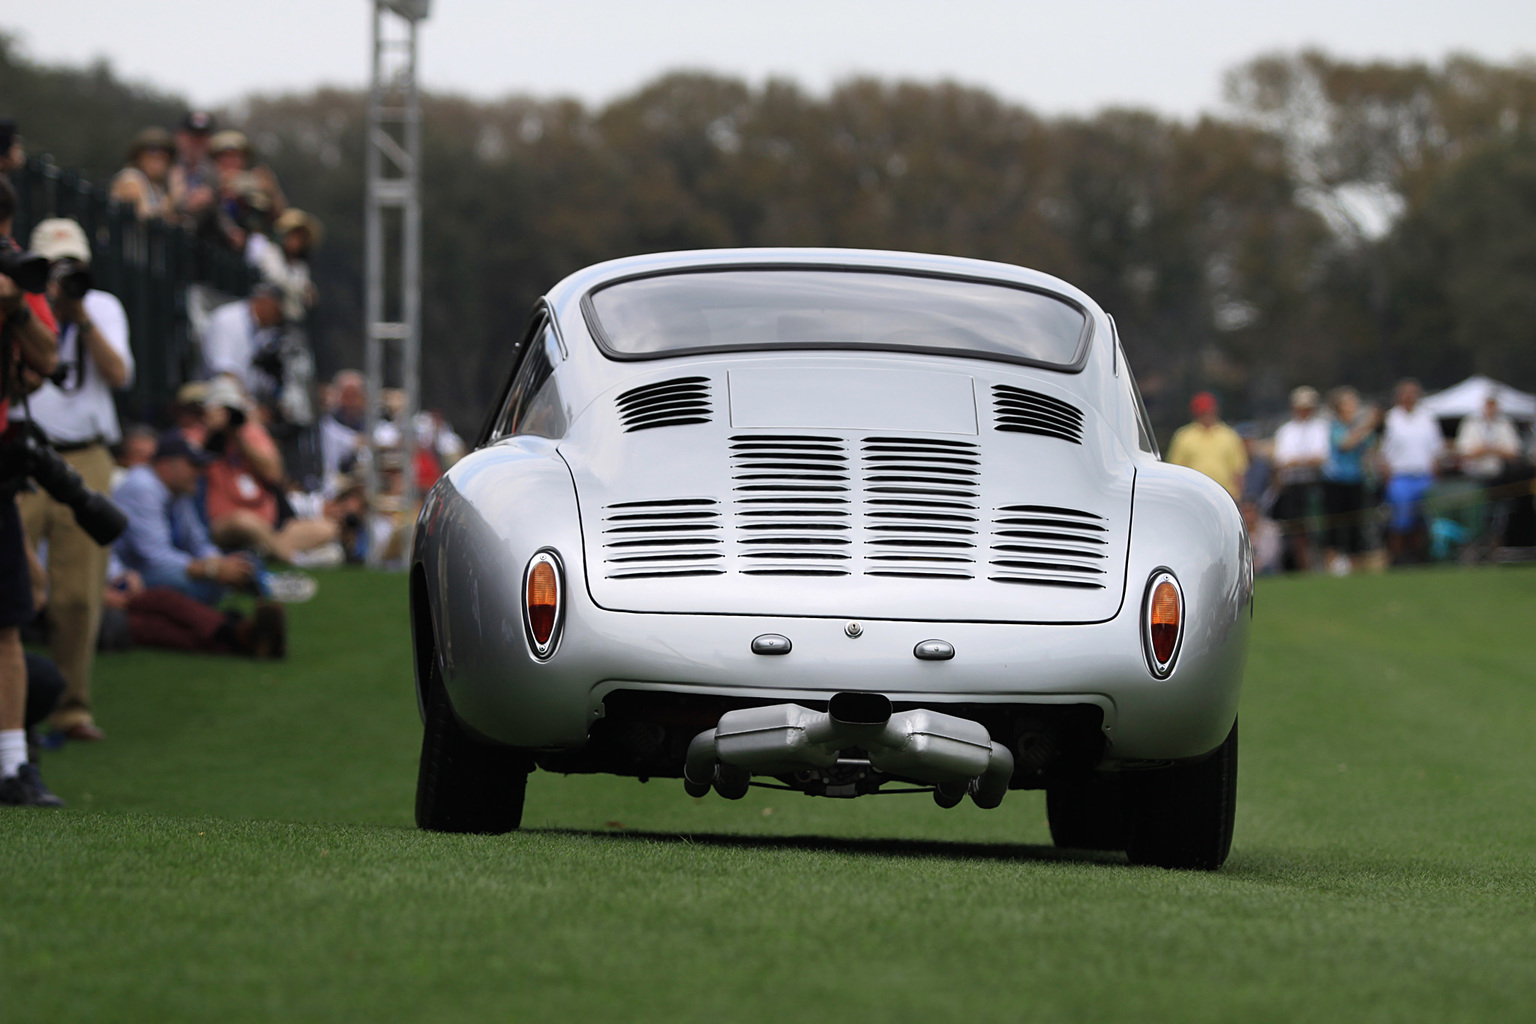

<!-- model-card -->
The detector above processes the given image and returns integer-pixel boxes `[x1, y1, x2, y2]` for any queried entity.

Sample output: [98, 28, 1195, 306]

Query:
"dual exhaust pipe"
[683, 692, 1015, 809]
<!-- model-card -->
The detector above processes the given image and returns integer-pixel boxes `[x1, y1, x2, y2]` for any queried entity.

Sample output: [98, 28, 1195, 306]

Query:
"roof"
[1420, 375, 1536, 421]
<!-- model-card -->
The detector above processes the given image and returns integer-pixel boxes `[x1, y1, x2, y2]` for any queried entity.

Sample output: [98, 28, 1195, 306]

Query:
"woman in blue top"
[1323, 387, 1381, 574]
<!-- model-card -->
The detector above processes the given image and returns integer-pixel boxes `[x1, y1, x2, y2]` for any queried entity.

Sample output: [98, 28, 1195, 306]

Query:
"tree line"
[4, 34, 1534, 437]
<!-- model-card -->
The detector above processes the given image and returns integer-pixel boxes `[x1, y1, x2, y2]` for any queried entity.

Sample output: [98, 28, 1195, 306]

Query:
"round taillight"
[523, 551, 563, 658]
[1143, 570, 1183, 677]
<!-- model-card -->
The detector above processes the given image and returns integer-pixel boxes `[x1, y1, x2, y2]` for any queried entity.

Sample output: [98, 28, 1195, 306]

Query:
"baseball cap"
[154, 433, 210, 466]
[29, 218, 91, 264]
[180, 111, 216, 135]
[1189, 391, 1218, 417]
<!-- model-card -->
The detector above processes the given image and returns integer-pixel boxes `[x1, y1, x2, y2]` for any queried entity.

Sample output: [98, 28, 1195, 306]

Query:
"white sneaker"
[262, 571, 319, 603]
[290, 542, 345, 569]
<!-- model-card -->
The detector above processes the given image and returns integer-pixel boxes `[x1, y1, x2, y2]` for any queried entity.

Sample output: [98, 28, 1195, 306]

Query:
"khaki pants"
[18, 443, 114, 730]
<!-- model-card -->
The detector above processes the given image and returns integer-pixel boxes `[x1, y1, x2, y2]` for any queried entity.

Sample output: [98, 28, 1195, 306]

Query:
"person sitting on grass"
[200, 376, 338, 565]
[112, 433, 253, 605]
[111, 433, 316, 606]
[100, 561, 285, 659]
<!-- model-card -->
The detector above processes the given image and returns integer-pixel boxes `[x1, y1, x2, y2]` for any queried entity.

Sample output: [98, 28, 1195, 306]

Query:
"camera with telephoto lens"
[0, 237, 49, 294]
[49, 258, 92, 301]
[0, 424, 127, 546]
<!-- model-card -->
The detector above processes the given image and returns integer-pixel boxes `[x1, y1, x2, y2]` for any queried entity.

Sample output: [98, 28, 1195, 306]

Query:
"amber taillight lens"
[1150, 583, 1179, 662]
[1143, 571, 1183, 676]
[524, 552, 563, 657]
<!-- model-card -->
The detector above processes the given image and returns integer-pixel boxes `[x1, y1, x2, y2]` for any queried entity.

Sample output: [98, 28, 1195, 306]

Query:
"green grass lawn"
[3, 568, 1535, 1022]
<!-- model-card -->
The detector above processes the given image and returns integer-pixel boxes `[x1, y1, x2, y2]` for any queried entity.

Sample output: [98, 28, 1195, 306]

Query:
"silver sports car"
[410, 247, 1252, 869]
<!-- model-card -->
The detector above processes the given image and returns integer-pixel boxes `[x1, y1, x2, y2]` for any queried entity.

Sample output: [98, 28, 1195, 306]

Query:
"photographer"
[201, 375, 337, 564]
[0, 175, 62, 807]
[202, 283, 284, 409]
[15, 218, 133, 743]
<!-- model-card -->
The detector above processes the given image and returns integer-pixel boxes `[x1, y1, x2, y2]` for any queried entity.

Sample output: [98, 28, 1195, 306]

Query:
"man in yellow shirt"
[1166, 392, 1247, 501]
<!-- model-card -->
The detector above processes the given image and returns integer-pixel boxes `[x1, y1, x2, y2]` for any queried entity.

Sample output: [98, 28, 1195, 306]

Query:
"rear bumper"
[441, 597, 1247, 764]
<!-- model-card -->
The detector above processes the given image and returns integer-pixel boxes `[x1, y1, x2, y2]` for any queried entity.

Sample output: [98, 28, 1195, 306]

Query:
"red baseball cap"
[1189, 392, 1218, 417]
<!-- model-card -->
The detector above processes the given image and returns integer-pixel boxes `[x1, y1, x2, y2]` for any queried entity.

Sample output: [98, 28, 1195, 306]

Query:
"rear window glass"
[584, 268, 1090, 369]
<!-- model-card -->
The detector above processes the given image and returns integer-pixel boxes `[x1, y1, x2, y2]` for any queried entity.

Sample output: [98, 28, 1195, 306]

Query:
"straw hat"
[209, 130, 251, 158]
[274, 208, 324, 248]
[129, 127, 175, 161]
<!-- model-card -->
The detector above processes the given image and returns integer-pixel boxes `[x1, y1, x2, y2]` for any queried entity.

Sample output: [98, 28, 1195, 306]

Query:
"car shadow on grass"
[526, 827, 1128, 866]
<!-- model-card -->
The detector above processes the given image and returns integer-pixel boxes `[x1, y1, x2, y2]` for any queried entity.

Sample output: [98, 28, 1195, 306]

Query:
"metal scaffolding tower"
[364, 0, 430, 518]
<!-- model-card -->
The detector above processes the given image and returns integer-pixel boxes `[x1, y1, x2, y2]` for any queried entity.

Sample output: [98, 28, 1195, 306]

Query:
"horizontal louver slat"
[730, 434, 853, 576]
[988, 502, 1108, 590]
[992, 385, 1084, 443]
[600, 498, 725, 578]
[616, 376, 713, 432]
[859, 436, 979, 579]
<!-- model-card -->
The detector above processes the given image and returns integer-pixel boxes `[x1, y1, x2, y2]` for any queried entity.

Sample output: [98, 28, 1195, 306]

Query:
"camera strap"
[50, 320, 87, 392]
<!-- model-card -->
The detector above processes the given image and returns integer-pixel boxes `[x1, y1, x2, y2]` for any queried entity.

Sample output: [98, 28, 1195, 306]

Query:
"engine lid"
[561, 365, 1134, 625]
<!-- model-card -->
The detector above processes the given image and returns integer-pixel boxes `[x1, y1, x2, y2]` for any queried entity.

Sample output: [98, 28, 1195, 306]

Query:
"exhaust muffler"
[683, 692, 1014, 809]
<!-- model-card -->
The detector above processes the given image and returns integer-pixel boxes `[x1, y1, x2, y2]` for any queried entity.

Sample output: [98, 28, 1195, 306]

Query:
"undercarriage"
[533, 688, 1109, 800]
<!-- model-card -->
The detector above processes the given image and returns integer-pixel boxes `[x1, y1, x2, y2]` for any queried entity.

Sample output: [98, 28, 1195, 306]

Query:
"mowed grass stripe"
[3, 568, 1535, 1022]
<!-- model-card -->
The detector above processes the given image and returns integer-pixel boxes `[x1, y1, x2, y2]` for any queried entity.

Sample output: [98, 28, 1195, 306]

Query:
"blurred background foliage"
[5, 34, 1535, 436]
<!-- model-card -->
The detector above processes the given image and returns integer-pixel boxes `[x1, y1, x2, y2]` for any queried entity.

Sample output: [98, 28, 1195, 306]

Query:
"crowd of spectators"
[0, 113, 465, 806]
[1169, 381, 1536, 576]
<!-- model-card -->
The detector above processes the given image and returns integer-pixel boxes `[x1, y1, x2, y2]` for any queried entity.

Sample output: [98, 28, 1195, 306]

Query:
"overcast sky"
[5, 0, 1534, 118]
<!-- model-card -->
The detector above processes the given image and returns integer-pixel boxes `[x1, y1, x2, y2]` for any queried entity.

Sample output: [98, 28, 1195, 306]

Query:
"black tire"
[1046, 772, 1127, 851]
[1124, 719, 1238, 871]
[415, 660, 531, 834]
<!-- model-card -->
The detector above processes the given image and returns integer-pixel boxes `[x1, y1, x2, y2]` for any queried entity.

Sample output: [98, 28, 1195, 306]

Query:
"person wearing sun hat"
[1166, 391, 1247, 501]
[109, 127, 176, 221]
[209, 129, 287, 222]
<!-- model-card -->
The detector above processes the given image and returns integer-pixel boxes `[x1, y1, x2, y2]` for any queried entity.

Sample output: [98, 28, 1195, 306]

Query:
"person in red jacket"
[0, 175, 63, 806]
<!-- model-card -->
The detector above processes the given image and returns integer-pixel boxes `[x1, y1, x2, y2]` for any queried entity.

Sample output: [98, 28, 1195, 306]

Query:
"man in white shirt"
[1456, 393, 1520, 481]
[17, 219, 134, 742]
[1270, 385, 1331, 571]
[318, 369, 367, 492]
[1457, 393, 1525, 549]
[200, 284, 283, 406]
[1380, 379, 1444, 563]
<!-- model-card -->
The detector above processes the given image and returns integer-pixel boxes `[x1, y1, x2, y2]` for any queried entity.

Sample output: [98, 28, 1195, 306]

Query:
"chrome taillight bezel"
[1141, 568, 1183, 678]
[522, 549, 565, 660]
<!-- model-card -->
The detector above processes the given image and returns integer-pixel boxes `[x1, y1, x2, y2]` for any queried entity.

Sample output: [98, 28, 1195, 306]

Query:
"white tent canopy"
[1420, 375, 1536, 422]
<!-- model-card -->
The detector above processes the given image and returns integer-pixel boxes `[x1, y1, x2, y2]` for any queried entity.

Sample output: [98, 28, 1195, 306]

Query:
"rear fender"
[412, 439, 589, 743]
[1118, 460, 1251, 757]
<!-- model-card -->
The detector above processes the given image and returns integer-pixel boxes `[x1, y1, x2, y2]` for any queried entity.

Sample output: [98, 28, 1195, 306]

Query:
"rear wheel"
[1124, 720, 1238, 870]
[1046, 773, 1126, 852]
[415, 660, 531, 834]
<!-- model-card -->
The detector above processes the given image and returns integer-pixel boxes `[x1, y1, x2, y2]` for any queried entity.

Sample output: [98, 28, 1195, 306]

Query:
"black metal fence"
[9, 157, 256, 424]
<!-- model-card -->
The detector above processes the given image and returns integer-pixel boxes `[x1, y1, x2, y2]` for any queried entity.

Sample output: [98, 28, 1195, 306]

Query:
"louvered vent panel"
[989, 504, 1109, 590]
[730, 435, 852, 576]
[601, 499, 725, 578]
[992, 385, 1084, 443]
[616, 376, 713, 432]
[860, 437, 979, 579]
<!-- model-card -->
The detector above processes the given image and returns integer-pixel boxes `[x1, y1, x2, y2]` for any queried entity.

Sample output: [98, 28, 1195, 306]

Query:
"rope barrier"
[1263, 476, 1536, 536]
